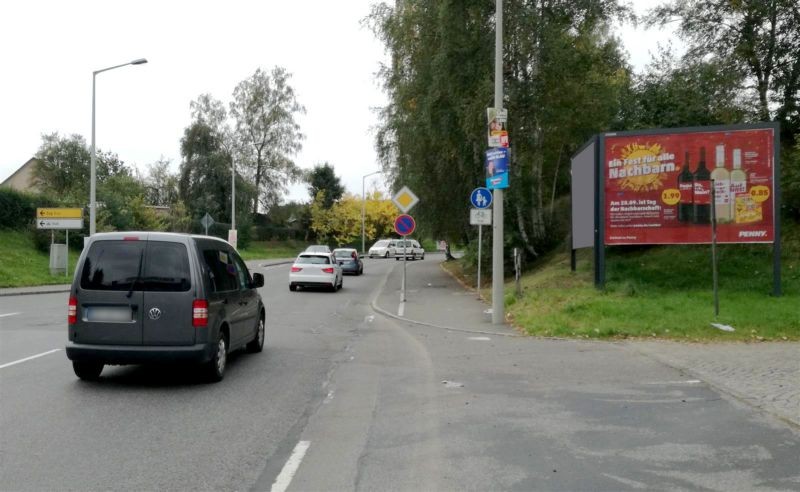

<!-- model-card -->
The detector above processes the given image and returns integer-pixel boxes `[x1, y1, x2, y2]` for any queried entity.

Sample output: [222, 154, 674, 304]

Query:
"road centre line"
[0, 349, 62, 370]
[0, 312, 21, 318]
[271, 440, 311, 492]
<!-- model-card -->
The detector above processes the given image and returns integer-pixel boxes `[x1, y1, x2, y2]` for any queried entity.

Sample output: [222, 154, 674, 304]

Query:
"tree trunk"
[253, 149, 263, 215]
[530, 127, 546, 240]
[516, 202, 538, 257]
[549, 143, 564, 219]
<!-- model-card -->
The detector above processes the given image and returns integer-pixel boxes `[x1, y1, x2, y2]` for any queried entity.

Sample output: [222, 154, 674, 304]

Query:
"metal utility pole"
[492, 0, 504, 325]
[231, 159, 236, 231]
[362, 170, 381, 254]
[90, 58, 147, 236]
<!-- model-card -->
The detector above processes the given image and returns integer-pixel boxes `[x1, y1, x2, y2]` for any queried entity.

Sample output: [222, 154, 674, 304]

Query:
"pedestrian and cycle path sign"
[470, 187, 492, 209]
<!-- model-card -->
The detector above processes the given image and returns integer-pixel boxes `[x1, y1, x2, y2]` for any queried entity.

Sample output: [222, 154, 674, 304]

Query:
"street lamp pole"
[491, 0, 504, 324]
[362, 170, 382, 254]
[90, 58, 148, 236]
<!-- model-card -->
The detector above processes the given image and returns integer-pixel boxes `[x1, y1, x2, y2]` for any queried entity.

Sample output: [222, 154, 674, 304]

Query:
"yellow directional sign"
[392, 186, 419, 213]
[37, 208, 83, 219]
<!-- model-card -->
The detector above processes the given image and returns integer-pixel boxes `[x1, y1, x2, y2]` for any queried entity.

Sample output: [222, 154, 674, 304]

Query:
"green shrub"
[0, 188, 58, 230]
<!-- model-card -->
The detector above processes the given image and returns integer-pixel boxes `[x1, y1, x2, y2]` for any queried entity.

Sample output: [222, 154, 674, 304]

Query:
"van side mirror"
[251, 273, 265, 288]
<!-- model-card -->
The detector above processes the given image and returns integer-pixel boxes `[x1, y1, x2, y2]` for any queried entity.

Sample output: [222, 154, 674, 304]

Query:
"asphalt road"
[1, 257, 798, 491]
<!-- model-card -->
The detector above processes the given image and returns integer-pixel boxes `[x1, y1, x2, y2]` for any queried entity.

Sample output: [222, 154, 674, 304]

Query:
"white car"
[304, 245, 331, 253]
[368, 239, 392, 258]
[390, 239, 425, 260]
[289, 253, 343, 292]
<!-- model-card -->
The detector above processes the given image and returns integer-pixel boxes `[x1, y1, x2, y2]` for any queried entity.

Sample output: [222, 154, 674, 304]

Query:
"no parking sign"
[394, 214, 416, 236]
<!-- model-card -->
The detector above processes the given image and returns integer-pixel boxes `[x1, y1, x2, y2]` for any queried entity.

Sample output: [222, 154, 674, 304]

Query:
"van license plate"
[86, 306, 133, 322]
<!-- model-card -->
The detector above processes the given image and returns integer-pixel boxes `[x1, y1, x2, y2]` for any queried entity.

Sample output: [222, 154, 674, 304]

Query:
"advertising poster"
[486, 147, 510, 189]
[487, 107, 509, 148]
[603, 127, 775, 245]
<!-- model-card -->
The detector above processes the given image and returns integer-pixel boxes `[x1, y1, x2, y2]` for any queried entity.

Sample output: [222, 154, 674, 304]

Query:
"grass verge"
[237, 240, 309, 261]
[0, 229, 79, 288]
[0, 231, 306, 288]
[443, 221, 800, 341]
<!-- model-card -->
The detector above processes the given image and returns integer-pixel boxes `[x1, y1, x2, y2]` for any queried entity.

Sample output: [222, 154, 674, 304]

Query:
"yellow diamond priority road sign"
[392, 186, 419, 213]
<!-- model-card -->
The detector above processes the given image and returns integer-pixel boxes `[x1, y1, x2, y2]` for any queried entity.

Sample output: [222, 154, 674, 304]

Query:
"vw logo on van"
[148, 307, 162, 320]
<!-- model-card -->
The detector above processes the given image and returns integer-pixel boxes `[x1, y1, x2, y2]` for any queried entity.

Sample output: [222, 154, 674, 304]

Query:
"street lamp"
[90, 58, 148, 236]
[361, 170, 382, 254]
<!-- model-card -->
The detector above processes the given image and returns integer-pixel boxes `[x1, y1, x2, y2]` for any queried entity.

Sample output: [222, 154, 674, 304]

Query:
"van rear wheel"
[247, 317, 265, 353]
[205, 332, 227, 382]
[73, 361, 103, 381]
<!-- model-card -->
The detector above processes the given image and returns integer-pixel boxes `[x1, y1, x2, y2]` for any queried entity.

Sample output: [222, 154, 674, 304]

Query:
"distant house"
[0, 158, 41, 193]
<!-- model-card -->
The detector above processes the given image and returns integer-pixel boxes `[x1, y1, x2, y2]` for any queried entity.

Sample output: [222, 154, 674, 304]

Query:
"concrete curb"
[0, 286, 71, 297]
[369, 259, 522, 338]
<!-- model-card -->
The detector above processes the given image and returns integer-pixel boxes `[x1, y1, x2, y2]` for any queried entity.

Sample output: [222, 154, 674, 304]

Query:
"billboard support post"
[773, 128, 782, 297]
[711, 180, 719, 316]
[595, 136, 605, 288]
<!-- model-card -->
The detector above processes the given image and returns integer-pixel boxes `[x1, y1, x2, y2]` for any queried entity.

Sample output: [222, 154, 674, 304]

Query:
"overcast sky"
[0, 0, 675, 203]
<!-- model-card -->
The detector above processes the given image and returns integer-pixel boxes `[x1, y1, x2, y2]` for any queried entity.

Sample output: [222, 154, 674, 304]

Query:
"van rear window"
[80, 240, 191, 292]
[142, 242, 191, 292]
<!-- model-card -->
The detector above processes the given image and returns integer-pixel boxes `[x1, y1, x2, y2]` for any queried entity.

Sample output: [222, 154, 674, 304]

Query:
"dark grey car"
[333, 248, 363, 275]
[66, 232, 265, 382]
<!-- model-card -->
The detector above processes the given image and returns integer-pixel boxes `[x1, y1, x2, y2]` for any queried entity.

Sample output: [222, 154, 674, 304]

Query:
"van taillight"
[291, 267, 302, 272]
[192, 299, 208, 327]
[68, 297, 77, 325]
[322, 267, 334, 274]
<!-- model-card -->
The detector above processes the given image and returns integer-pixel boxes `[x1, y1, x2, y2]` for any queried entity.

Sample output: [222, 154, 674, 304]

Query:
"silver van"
[66, 232, 265, 382]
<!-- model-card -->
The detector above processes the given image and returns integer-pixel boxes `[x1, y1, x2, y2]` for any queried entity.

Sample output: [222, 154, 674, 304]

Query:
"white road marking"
[442, 380, 465, 388]
[271, 440, 311, 492]
[0, 349, 62, 370]
[643, 380, 702, 385]
[468, 336, 491, 341]
[0, 312, 21, 318]
[398, 302, 405, 317]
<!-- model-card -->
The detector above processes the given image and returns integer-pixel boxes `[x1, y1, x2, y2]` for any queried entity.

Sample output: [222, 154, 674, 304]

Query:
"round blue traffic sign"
[394, 214, 416, 236]
[470, 187, 492, 209]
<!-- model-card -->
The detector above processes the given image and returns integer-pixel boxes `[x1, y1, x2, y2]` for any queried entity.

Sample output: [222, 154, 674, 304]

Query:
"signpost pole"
[491, 0, 504, 325]
[477, 225, 482, 296]
[66, 230, 69, 278]
[402, 235, 407, 303]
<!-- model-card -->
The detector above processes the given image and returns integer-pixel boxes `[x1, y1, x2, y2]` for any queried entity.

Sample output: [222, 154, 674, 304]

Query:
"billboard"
[603, 127, 775, 245]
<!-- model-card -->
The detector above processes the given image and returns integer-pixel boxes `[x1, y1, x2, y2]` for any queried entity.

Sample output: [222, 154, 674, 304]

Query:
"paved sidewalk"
[373, 257, 800, 428]
[0, 258, 294, 297]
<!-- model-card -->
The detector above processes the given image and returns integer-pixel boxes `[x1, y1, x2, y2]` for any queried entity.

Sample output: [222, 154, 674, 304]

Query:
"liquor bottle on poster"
[677, 150, 694, 222]
[711, 144, 731, 222]
[693, 146, 712, 224]
[729, 148, 748, 220]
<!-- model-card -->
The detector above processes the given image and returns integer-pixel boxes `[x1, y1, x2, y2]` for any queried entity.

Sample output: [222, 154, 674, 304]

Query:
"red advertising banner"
[604, 127, 775, 245]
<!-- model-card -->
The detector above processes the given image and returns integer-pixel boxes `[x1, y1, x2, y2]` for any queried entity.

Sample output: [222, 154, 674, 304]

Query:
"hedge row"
[0, 188, 59, 230]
